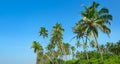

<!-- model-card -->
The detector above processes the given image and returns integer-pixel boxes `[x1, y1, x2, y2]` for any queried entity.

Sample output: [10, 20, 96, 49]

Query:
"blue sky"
[0, 0, 120, 64]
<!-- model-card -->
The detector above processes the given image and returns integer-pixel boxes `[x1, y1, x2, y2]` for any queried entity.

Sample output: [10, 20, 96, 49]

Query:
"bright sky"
[0, 0, 120, 64]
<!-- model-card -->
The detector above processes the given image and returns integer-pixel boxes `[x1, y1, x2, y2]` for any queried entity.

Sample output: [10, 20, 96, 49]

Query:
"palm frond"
[100, 14, 113, 20]
[102, 25, 111, 37]
[93, 27, 98, 38]
[99, 8, 109, 15]
[39, 27, 48, 38]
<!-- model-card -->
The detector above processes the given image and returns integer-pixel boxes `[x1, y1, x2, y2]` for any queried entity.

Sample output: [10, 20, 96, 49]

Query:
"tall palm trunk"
[36, 59, 39, 64]
[86, 48, 89, 61]
[58, 42, 64, 64]
[36, 55, 40, 64]
[84, 45, 89, 62]
[86, 36, 89, 62]
[83, 37, 89, 62]
[93, 33, 103, 61]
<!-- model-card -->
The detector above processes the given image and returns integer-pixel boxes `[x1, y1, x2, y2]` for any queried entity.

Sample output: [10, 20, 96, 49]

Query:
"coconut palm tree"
[62, 43, 70, 61]
[72, 20, 90, 62]
[39, 27, 48, 38]
[76, 41, 82, 48]
[39, 27, 50, 63]
[90, 40, 96, 49]
[106, 42, 111, 53]
[72, 20, 85, 40]
[79, 1, 112, 61]
[100, 44, 106, 53]
[51, 23, 64, 52]
[46, 43, 55, 64]
[31, 41, 43, 64]
[107, 40, 120, 55]
[50, 23, 64, 64]
[63, 43, 70, 55]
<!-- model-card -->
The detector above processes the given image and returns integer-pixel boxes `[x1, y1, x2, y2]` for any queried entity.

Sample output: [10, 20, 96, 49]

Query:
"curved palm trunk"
[93, 33, 103, 61]
[83, 45, 89, 62]
[83, 37, 89, 62]
[84, 46, 89, 62]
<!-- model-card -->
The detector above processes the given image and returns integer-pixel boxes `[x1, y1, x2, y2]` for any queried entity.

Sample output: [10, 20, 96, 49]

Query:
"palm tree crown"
[31, 41, 43, 53]
[81, 2, 112, 38]
[50, 23, 64, 50]
[39, 27, 48, 38]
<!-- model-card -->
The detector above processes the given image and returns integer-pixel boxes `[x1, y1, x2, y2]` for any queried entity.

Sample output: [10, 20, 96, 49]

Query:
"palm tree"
[63, 43, 70, 55]
[107, 40, 120, 55]
[76, 41, 82, 49]
[31, 41, 43, 64]
[100, 44, 106, 53]
[79, 1, 112, 61]
[106, 42, 111, 53]
[50, 23, 64, 63]
[90, 40, 96, 49]
[62, 43, 70, 61]
[39, 27, 48, 38]
[39, 27, 49, 63]
[72, 20, 85, 40]
[72, 20, 89, 62]
[46, 43, 55, 64]
[50, 23, 64, 49]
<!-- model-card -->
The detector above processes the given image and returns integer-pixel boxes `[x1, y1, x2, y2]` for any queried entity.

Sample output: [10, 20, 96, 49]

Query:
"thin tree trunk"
[85, 48, 89, 62]
[44, 54, 54, 64]
[85, 36, 89, 62]
[93, 33, 103, 61]
[83, 37, 89, 62]
[36, 55, 40, 64]
[84, 44, 89, 62]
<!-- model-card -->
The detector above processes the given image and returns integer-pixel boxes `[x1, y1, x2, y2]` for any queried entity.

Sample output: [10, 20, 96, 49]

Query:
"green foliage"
[63, 55, 120, 64]
[30, 1, 120, 64]
[39, 27, 48, 38]
[104, 55, 120, 64]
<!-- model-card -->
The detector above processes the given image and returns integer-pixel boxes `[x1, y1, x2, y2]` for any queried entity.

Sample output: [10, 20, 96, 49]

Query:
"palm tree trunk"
[84, 45, 89, 62]
[83, 37, 89, 62]
[36, 56, 40, 64]
[59, 42, 65, 64]
[93, 33, 103, 61]
[44, 54, 54, 64]
[86, 48, 89, 62]
[85, 36, 89, 62]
